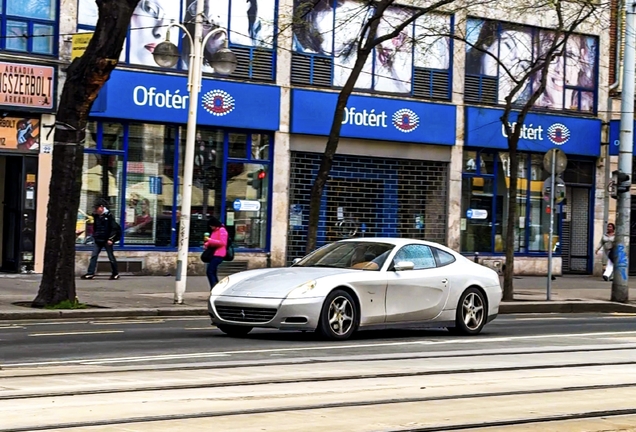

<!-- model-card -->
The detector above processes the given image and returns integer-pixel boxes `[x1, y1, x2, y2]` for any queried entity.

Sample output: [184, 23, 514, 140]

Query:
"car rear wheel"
[450, 287, 487, 336]
[318, 289, 358, 340]
[217, 324, 253, 337]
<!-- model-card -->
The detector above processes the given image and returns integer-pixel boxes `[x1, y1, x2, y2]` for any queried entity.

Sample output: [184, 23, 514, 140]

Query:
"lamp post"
[153, 2, 237, 304]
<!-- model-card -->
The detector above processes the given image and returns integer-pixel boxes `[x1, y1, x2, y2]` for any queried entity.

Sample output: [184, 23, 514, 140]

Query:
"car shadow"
[207, 326, 495, 343]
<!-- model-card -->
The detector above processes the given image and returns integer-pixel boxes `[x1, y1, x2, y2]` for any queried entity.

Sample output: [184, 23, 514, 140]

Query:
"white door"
[385, 244, 450, 323]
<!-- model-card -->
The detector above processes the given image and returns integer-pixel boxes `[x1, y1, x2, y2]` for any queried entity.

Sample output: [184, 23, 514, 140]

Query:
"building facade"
[2, 0, 612, 276]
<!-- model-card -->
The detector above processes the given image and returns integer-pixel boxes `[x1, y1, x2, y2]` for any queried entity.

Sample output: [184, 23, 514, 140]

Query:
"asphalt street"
[2, 313, 636, 431]
[1, 313, 636, 366]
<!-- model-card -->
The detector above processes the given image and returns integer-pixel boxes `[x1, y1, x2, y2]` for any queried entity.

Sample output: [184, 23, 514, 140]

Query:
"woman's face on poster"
[481, 30, 532, 99]
[130, 0, 181, 66]
[564, 36, 588, 86]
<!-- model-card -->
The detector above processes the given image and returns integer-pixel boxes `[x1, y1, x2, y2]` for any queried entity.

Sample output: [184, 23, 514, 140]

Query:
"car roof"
[338, 237, 451, 250]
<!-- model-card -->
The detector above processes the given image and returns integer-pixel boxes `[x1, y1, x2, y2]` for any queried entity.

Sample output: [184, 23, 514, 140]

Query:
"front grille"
[215, 305, 277, 323]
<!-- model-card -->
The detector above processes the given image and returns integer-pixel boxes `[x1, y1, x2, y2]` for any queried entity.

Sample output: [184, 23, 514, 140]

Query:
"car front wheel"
[450, 287, 487, 336]
[217, 324, 253, 337]
[318, 289, 358, 340]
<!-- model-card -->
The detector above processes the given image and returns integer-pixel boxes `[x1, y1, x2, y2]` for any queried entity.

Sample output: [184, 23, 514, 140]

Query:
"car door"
[384, 244, 451, 323]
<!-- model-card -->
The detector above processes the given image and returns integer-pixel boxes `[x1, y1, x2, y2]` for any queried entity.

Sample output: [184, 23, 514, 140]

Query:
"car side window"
[393, 244, 437, 270]
[433, 248, 456, 267]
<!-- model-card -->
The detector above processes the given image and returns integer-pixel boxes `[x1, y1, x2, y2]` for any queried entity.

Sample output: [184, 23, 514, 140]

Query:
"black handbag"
[201, 247, 214, 263]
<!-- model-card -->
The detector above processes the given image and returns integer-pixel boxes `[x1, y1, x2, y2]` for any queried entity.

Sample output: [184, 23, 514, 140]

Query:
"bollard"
[266, 252, 271, 268]
[474, 252, 479, 264]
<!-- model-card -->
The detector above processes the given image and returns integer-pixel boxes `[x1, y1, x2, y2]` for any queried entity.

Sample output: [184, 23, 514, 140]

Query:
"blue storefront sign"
[607, 120, 636, 156]
[465, 107, 602, 157]
[90, 70, 281, 131]
[290, 89, 456, 145]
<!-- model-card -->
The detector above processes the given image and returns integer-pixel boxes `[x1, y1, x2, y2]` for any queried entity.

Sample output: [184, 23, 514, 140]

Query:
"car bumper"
[209, 295, 324, 331]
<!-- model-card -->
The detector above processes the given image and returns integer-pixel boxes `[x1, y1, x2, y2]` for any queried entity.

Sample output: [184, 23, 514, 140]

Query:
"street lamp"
[153, 2, 237, 304]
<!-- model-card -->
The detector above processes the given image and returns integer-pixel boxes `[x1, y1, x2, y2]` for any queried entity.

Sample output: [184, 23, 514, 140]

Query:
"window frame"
[290, 3, 454, 101]
[2, 0, 59, 56]
[390, 243, 438, 270]
[78, 120, 274, 253]
[463, 17, 599, 115]
[76, 1, 278, 82]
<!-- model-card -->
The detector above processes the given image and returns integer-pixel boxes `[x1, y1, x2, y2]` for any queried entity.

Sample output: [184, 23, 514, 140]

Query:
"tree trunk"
[32, 0, 140, 308]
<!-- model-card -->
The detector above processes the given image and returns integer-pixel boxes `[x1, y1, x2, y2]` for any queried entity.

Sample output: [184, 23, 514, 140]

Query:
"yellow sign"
[71, 33, 94, 60]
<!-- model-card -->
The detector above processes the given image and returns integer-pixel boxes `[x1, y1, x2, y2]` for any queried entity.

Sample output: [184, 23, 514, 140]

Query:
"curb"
[0, 307, 208, 321]
[499, 301, 636, 314]
[1, 301, 635, 321]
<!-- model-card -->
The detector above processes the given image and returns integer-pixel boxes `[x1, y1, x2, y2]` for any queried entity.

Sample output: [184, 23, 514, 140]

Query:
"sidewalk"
[0, 273, 635, 320]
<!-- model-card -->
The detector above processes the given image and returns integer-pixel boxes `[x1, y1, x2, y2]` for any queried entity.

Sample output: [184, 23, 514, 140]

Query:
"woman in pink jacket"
[204, 216, 228, 289]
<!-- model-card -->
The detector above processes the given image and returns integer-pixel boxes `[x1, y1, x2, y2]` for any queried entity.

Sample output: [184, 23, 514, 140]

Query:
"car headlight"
[211, 277, 230, 295]
[287, 280, 317, 298]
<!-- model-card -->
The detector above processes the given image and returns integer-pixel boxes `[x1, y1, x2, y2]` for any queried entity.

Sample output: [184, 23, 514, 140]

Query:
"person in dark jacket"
[82, 199, 121, 280]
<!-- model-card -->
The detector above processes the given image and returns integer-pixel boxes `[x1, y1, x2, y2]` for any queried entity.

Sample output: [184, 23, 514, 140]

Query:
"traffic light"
[247, 168, 267, 199]
[610, 170, 631, 199]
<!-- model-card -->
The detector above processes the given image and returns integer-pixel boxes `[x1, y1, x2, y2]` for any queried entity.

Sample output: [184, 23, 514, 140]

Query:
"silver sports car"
[208, 238, 502, 340]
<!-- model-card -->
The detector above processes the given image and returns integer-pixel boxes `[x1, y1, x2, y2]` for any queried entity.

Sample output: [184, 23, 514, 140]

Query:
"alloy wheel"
[328, 296, 354, 336]
[462, 292, 485, 331]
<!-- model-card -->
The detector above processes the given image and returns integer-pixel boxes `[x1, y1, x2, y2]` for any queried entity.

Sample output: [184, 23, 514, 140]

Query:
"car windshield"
[295, 241, 395, 271]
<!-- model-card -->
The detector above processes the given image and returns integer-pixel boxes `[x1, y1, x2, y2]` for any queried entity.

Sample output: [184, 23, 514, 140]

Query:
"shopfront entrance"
[0, 155, 38, 272]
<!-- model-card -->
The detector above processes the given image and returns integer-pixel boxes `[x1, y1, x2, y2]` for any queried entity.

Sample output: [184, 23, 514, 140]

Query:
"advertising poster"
[465, 18, 597, 111]
[0, 117, 40, 152]
[292, 1, 451, 93]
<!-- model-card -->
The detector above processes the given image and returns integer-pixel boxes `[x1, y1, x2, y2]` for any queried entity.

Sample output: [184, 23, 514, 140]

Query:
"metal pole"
[175, 0, 205, 304]
[612, 0, 636, 303]
[547, 151, 556, 300]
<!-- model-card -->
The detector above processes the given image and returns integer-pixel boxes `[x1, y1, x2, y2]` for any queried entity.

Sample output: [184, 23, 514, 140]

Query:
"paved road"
[2, 313, 636, 366]
[1, 314, 636, 431]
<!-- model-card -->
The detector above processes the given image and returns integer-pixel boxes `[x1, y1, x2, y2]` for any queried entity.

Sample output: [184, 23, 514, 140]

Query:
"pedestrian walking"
[595, 222, 615, 281]
[204, 216, 228, 289]
[81, 199, 121, 280]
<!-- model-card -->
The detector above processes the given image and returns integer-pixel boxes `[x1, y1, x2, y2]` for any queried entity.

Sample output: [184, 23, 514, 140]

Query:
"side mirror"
[394, 261, 415, 271]
[291, 258, 302, 266]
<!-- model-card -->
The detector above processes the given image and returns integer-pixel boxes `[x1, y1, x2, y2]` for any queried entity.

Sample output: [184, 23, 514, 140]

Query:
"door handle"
[441, 279, 448, 284]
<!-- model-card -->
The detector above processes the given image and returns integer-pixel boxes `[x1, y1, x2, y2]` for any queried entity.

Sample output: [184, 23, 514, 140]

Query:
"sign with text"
[90, 70, 281, 131]
[465, 107, 601, 157]
[71, 32, 94, 60]
[291, 89, 456, 145]
[0, 62, 55, 110]
[607, 120, 636, 156]
[0, 117, 39, 152]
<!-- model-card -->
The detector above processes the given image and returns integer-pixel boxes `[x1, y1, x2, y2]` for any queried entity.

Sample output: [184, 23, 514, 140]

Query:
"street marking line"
[0, 326, 26, 329]
[5, 330, 636, 368]
[82, 353, 231, 364]
[90, 320, 165, 325]
[28, 330, 124, 337]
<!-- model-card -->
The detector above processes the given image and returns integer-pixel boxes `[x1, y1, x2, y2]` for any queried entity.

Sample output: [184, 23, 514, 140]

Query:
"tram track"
[2, 382, 636, 432]
[2, 358, 636, 401]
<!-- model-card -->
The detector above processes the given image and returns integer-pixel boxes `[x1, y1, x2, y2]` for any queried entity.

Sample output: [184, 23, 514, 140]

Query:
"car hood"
[222, 267, 352, 298]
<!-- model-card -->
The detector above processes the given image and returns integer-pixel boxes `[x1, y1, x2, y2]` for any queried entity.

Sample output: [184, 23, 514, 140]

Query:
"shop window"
[178, 127, 225, 246]
[77, 153, 124, 245]
[124, 124, 179, 246]
[226, 162, 269, 249]
[4, 0, 57, 55]
[461, 150, 568, 255]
